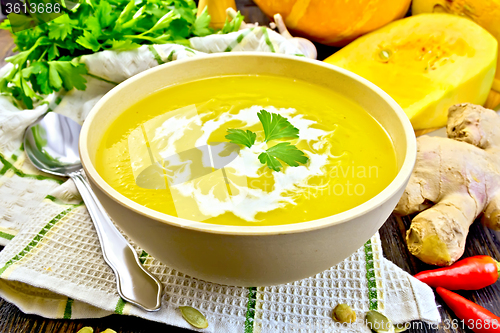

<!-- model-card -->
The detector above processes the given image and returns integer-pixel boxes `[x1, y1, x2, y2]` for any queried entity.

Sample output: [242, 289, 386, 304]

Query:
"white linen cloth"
[0, 28, 440, 332]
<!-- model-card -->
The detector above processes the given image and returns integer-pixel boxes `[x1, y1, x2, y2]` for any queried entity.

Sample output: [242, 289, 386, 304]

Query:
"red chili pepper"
[436, 287, 500, 333]
[415, 255, 500, 290]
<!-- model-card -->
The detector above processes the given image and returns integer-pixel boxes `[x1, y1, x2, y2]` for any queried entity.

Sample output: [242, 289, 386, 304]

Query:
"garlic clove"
[273, 13, 317, 59]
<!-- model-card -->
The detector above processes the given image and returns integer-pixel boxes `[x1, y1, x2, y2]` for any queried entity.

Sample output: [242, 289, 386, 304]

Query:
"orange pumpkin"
[253, 0, 412, 46]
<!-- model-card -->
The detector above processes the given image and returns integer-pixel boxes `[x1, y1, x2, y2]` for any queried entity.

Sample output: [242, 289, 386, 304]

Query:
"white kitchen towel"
[0, 192, 440, 332]
[0, 29, 440, 332]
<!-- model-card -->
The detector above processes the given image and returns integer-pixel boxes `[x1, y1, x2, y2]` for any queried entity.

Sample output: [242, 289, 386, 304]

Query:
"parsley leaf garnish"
[258, 142, 309, 172]
[225, 110, 309, 172]
[225, 129, 257, 148]
[257, 109, 299, 142]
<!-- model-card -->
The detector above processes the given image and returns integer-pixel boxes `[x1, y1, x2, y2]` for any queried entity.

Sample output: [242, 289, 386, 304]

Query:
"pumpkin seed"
[76, 328, 93, 333]
[379, 49, 393, 62]
[332, 303, 356, 323]
[179, 306, 209, 329]
[365, 310, 394, 333]
[394, 323, 410, 332]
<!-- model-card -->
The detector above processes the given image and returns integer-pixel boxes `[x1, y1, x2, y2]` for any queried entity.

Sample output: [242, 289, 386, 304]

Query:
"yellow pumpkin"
[325, 14, 497, 130]
[412, 0, 500, 94]
[253, 0, 411, 46]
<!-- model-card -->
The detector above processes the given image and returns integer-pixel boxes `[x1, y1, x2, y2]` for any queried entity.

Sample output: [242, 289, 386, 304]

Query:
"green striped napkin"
[0, 186, 439, 331]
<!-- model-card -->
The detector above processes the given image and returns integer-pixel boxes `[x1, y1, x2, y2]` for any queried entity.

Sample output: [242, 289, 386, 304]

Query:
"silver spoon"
[24, 112, 163, 312]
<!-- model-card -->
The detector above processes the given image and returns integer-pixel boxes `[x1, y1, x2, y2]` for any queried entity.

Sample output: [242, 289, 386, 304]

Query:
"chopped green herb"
[0, 0, 244, 109]
[258, 109, 299, 142]
[226, 109, 309, 172]
[219, 10, 244, 35]
[192, 6, 212, 37]
[258, 142, 309, 172]
[225, 129, 256, 148]
[48, 61, 88, 91]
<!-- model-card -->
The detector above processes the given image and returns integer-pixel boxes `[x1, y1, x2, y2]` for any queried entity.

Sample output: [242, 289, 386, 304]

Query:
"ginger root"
[395, 103, 500, 266]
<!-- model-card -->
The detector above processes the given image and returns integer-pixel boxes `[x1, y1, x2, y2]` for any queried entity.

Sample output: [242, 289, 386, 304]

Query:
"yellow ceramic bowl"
[80, 53, 416, 287]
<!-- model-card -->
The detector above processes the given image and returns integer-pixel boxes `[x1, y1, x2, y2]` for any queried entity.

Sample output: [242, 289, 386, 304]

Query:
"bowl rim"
[80, 52, 417, 236]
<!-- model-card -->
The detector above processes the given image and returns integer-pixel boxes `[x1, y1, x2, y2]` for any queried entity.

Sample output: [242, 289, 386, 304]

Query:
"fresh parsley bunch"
[226, 110, 309, 172]
[0, 0, 215, 109]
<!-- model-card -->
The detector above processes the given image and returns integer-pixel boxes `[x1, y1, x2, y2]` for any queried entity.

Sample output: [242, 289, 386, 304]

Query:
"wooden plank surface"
[0, 22, 14, 68]
[1, 1, 500, 332]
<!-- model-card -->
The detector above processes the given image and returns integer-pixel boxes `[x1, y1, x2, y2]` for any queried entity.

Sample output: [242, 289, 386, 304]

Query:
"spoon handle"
[70, 169, 162, 312]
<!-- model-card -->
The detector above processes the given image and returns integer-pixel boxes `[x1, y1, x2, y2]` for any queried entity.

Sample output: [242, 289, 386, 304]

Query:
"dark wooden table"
[1, 1, 500, 332]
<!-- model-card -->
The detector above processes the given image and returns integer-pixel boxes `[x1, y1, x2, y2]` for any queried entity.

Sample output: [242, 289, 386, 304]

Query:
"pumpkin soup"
[95, 75, 397, 226]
